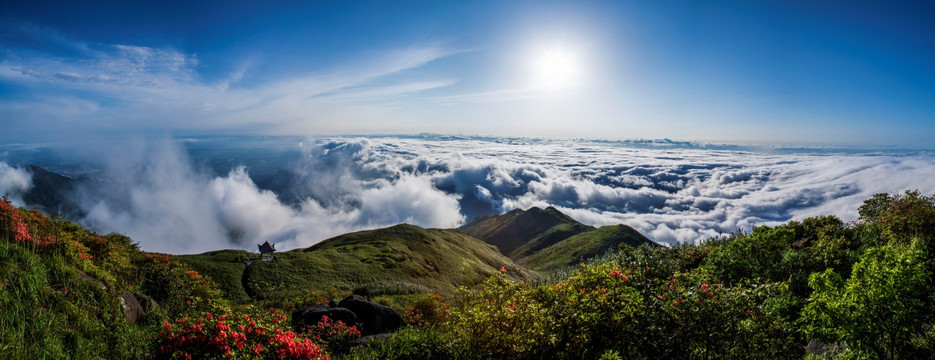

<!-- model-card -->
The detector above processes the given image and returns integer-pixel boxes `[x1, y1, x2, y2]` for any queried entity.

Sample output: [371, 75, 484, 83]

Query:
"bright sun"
[530, 47, 582, 91]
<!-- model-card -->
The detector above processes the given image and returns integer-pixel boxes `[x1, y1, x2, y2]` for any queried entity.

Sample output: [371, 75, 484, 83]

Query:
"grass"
[179, 224, 537, 304]
[176, 249, 252, 302]
[459, 206, 594, 257]
[0, 240, 152, 359]
[521, 224, 657, 271]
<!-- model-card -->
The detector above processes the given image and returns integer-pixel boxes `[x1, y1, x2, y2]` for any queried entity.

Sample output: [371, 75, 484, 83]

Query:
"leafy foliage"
[802, 240, 934, 359]
[4, 190, 935, 359]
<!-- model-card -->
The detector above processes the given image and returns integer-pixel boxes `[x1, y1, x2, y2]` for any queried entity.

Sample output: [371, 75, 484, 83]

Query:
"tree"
[858, 193, 895, 222]
[802, 240, 933, 359]
[858, 190, 935, 243]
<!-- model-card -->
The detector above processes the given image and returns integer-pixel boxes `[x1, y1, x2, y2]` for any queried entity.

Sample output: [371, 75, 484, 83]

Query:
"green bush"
[802, 240, 934, 359]
[702, 227, 796, 285]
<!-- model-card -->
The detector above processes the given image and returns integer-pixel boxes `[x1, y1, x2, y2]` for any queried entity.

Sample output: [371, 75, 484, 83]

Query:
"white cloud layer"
[0, 162, 32, 206]
[72, 139, 464, 253]
[60, 137, 935, 253]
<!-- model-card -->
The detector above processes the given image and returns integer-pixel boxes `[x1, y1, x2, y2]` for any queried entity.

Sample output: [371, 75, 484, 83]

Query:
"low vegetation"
[2, 190, 934, 359]
[178, 224, 535, 306]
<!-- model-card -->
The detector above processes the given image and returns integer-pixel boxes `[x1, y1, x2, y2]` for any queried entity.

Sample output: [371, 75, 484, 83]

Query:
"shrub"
[150, 310, 330, 359]
[446, 270, 552, 359]
[859, 190, 935, 243]
[301, 315, 361, 355]
[802, 240, 934, 359]
[702, 227, 796, 285]
[402, 293, 450, 327]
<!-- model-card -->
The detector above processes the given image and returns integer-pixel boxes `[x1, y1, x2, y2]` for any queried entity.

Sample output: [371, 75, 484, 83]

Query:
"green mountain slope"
[458, 206, 594, 257]
[176, 249, 253, 302]
[521, 224, 657, 271]
[180, 224, 535, 302]
[458, 206, 657, 271]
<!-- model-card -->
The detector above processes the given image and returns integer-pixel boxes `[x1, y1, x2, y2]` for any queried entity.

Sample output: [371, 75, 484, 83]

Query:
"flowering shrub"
[150, 311, 330, 360]
[537, 263, 644, 358]
[137, 251, 228, 317]
[446, 271, 552, 359]
[1, 199, 35, 244]
[410, 254, 799, 360]
[300, 315, 361, 354]
[0, 199, 125, 285]
[403, 293, 450, 328]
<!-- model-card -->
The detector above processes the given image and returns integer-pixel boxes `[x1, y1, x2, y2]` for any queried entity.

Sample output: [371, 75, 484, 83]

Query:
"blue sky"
[2, 0, 934, 147]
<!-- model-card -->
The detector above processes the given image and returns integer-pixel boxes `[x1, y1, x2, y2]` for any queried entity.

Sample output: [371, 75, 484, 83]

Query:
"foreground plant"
[150, 310, 331, 359]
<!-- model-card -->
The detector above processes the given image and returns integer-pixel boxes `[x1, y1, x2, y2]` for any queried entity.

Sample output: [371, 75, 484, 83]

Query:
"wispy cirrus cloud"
[0, 25, 460, 141]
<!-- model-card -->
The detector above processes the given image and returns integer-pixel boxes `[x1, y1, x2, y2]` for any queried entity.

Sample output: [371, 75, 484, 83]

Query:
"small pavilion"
[258, 241, 276, 261]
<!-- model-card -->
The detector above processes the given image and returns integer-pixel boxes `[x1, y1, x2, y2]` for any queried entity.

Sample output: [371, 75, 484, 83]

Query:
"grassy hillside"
[0, 198, 232, 359]
[459, 206, 594, 257]
[520, 224, 657, 271]
[176, 249, 253, 303]
[0, 198, 344, 359]
[6, 186, 935, 359]
[180, 224, 536, 303]
[458, 206, 659, 271]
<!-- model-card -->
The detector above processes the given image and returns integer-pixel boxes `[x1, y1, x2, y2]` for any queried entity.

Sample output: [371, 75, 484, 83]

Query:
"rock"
[135, 292, 159, 313]
[337, 295, 404, 336]
[77, 270, 106, 290]
[292, 304, 359, 331]
[806, 339, 845, 357]
[120, 290, 145, 323]
[75, 271, 148, 323]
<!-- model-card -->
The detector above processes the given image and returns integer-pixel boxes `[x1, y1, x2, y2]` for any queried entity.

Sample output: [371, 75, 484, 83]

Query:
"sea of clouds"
[2, 136, 934, 254]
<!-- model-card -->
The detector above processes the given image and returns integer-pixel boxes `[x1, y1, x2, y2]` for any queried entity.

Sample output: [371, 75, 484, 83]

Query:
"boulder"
[75, 270, 147, 324]
[120, 290, 145, 323]
[337, 295, 404, 336]
[292, 304, 359, 331]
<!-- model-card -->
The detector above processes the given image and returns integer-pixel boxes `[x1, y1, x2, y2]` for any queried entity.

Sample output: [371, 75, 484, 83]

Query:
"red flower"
[500, 266, 506, 274]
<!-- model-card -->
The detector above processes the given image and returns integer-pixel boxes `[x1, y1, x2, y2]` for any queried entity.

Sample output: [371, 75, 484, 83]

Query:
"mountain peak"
[458, 206, 594, 256]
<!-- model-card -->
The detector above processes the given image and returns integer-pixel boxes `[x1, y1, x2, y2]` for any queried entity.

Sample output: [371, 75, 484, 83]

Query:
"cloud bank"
[0, 162, 33, 206]
[71, 139, 463, 253]
[53, 137, 935, 253]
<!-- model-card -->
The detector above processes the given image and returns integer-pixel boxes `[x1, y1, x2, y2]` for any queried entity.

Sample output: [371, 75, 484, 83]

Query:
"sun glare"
[530, 47, 582, 91]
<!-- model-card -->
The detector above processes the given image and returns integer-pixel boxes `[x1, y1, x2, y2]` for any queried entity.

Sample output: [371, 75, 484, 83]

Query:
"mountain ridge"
[179, 223, 536, 302]
[459, 205, 657, 270]
[458, 206, 596, 256]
